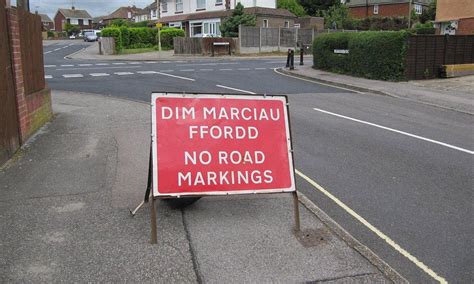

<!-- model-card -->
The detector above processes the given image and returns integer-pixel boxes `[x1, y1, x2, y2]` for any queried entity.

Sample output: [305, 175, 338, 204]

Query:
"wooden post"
[278, 27, 281, 52]
[259, 27, 262, 53]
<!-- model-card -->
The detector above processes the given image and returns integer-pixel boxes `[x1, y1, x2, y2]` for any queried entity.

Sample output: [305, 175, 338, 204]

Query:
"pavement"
[67, 41, 293, 61]
[0, 91, 404, 283]
[279, 65, 473, 115]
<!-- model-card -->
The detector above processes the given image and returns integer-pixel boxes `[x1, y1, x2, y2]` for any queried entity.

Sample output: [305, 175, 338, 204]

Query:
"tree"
[277, 0, 306, 17]
[64, 23, 80, 36]
[299, 0, 338, 16]
[419, 0, 436, 23]
[322, 4, 352, 29]
[220, 3, 256, 37]
[109, 19, 131, 27]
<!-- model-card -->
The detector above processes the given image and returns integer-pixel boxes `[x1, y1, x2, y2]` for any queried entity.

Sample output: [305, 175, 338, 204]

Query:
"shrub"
[159, 28, 185, 49]
[414, 22, 435, 34]
[129, 27, 158, 47]
[47, 31, 54, 38]
[313, 31, 409, 81]
[101, 27, 122, 52]
[120, 26, 130, 47]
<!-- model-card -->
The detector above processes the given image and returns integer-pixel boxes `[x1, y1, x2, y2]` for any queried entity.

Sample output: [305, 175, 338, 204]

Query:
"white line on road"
[112, 62, 126, 65]
[295, 169, 448, 284]
[200, 69, 213, 71]
[95, 63, 110, 66]
[44, 51, 52, 54]
[62, 46, 68, 49]
[177, 62, 238, 66]
[216, 85, 256, 94]
[155, 71, 195, 81]
[55, 66, 139, 71]
[44, 75, 52, 79]
[78, 64, 92, 66]
[60, 64, 74, 67]
[128, 62, 141, 64]
[160, 70, 174, 72]
[237, 68, 250, 71]
[62, 74, 83, 78]
[180, 69, 195, 72]
[54, 48, 61, 51]
[144, 61, 158, 64]
[313, 107, 474, 154]
[90, 73, 110, 77]
[44, 65, 56, 67]
[114, 72, 134, 75]
[255, 67, 267, 70]
[219, 68, 232, 71]
[137, 71, 158, 74]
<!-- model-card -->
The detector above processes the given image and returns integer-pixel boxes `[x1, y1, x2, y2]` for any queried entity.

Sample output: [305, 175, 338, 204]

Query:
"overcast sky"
[29, 0, 154, 18]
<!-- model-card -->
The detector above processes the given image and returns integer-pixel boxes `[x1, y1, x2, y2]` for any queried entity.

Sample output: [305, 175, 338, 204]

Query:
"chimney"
[71, 6, 75, 10]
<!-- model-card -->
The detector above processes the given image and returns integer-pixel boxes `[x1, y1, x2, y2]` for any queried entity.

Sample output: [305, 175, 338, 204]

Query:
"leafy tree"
[109, 19, 131, 27]
[220, 3, 256, 37]
[322, 4, 352, 29]
[419, 0, 436, 23]
[64, 23, 80, 36]
[277, 0, 306, 17]
[299, 0, 338, 16]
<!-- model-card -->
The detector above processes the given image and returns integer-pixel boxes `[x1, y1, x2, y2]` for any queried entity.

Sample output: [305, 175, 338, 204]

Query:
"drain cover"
[295, 228, 330, 247]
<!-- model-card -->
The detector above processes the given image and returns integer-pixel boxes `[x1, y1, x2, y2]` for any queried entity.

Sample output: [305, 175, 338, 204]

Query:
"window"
[415, 4, 422, 15]
[127, 11, 132, 18]
[190, 22, 203, 37]
[151, 9, 156, 17]
[190, 19, 221, 37]
[176, 0, 183, 12]
[162, 1, 168, 12]
[70, 18, 78, 25]
[373, 4, 379, 15]
[197, 0, 206, 10]
[83, 19, 89, 25]
[216, 0, 223, 5]
[284, 21, 289, 28]
[263, 19, 268, 28]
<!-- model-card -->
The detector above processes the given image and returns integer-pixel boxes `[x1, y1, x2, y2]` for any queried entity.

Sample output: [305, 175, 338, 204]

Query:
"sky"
[28, 0, 154, 18]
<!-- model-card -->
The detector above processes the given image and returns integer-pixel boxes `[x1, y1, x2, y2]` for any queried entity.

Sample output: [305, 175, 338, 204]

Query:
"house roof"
[103, 6, 143, 20]
[57, 8, 92, 19]
[39, 13, 53, 23]
[157, 7, 296, 23]
[135, 7, 150, 16]
[345, 0, 432, 7]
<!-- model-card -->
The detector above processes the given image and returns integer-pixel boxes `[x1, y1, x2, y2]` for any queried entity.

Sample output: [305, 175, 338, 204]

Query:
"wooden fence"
[174, 37, 237, 56]
[0, 0, 20, 165]
[18, 9, 45, 94]
[405, 35, 474, 80]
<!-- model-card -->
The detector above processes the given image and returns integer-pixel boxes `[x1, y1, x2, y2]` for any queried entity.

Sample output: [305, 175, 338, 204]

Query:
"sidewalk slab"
[280, 66, 473, 114]
[1, 91, 400, 283]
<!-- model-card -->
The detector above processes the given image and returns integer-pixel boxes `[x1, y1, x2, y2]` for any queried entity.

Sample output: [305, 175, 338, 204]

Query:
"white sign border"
[151, 92, 296, 197]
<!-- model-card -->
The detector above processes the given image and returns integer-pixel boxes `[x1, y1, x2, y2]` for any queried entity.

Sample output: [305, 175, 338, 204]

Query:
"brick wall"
[350, 3, 410, 18]
[458, 17, 474, 35]
[6, 7, 52, 143]
[54, 12, 64, 31]
[255, 16, 295, 28]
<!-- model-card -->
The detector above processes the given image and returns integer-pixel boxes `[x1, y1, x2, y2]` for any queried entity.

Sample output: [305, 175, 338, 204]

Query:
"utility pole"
[408, 0, 412, 28]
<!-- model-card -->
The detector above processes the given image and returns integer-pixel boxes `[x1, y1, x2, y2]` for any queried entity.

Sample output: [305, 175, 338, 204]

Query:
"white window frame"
[216, 0, 223, 5]
[83, 19, 89, 25]
[197, 0, 206, 10]
[161, 1, 168, 13]
[70, 18, 78, 25]
[176, 0, 183, 12]
[373, 4, 379, 15]
[415, 4, 422, 15]
[263, 19, 268, 28]
[190, 18, 221, 37]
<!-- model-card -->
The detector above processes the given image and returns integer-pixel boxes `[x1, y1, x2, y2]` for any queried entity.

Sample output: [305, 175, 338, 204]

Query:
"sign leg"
[150, 196, 158, 244]
[292, 191, 301, 232]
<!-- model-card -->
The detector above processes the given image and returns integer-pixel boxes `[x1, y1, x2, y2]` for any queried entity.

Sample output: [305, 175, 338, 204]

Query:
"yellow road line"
[295, 169, 448, 284]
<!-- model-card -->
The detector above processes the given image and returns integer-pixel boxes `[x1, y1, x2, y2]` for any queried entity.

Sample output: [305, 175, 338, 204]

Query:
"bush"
[101, 27, 122, 52]
[47, 31, 54, 38]
[313, 31, 409, 81]
[414, 22, 435, 34]
[159, 28, 185, 49]
[120, 26, 130, 47]
[128, 27, 158, 47]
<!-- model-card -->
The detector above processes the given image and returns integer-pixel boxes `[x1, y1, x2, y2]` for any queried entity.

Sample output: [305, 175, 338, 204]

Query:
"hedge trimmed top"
[101, 27, 185, 51]
[313, 31, 409, 81]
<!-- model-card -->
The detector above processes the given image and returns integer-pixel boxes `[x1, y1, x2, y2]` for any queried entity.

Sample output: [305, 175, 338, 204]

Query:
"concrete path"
[279, 65, 473, 114]
[0, 91, 402, 282]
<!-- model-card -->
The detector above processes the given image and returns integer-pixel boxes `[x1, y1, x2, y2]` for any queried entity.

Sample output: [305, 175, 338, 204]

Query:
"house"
[92, 16, 106, 29]
[342, 0, 432, 18]
[54, 6, 92, 32]
[38, 13, 54, 30]
[102, 6, 142, 25]
[433, 0, 474, 35]
[134, 7, 151, 22]
[152, 0, 296, 37]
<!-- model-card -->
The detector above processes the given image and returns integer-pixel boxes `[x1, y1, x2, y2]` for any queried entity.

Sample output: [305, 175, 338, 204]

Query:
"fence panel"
[261, 27, 279, 47]
[405, 35, 474, 80]
[174, 37, 202, 54]
[240, 26, 260, 47]
[297, 28, 313, 45]
[280, 28, 296, 47]
[0, 1, 20, 165]
[18, 9, 45, 95]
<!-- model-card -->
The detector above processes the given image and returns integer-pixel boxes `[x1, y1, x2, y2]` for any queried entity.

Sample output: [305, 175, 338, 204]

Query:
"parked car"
[69, 34, 76, 39]
[83, 31, 98, 42]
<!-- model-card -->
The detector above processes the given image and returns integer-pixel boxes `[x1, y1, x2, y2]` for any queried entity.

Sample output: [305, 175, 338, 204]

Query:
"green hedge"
[313, 31, 409, 81]
[159, 28, 185, 49]
[101, 27, 158, 52]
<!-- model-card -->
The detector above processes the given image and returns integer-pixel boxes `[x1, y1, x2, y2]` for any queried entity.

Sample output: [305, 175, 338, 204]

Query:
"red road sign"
[151, 93, 295, 197]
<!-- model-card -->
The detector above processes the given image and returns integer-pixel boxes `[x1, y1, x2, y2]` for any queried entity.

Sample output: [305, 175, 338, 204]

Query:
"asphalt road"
[44, 40, 473, 283]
